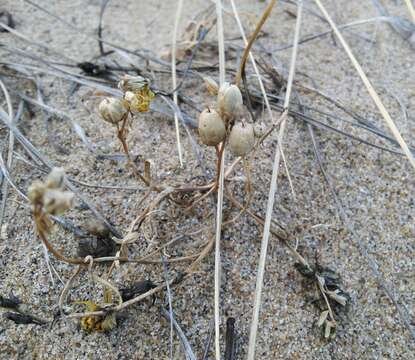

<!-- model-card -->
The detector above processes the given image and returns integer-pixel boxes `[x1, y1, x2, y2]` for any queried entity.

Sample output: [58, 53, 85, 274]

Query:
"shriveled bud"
[229, 122, 255, 156]
[118, 75, 149, 93]
[46, 167, 65, 189]
[98, 97, 127, 124]
[198, 108, 226, 146]
[218, 83, 243, 118]
[203, 76, 219, 96]
[43, 189, 74, 215]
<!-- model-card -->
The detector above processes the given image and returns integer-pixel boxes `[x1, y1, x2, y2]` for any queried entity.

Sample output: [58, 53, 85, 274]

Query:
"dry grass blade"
[313, 0, 415, 171]
[172, 0, 184, 167]
[0, 79, 15, 231]
[247, 1, 303, 359]
[404, 0, 415, 22]
[214, 1, 226, 358]
[162, 256, 174, 360]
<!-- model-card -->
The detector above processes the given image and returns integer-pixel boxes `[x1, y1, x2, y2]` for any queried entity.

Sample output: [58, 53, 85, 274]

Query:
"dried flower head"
[198, 108, 226, 146]
[77, 301, 117, 332]
[28, 180, 47, 205]
[123, 87, 155, 113]
[98, 97, 128, 124]
[118, 75, 155, 113]
[28, 168, 74, 216]
[228, 122, 255, 156]
[118, 75, 149, 93]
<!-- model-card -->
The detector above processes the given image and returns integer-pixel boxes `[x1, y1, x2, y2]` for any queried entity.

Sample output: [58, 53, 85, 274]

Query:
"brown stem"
[34, 210, 85, 265]
[116, 117, 151, 187]
[235, 0, 277, 87]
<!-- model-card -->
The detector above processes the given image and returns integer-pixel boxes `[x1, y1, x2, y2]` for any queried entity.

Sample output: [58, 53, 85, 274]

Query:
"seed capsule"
[229, 122, 255, 156]
[218, 83, 243, 118]
[98, 97, 127, 124]
[198, 108, 226, 146]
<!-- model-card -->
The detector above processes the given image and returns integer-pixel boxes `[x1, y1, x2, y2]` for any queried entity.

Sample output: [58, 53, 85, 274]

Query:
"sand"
[0, 0, 414, 359]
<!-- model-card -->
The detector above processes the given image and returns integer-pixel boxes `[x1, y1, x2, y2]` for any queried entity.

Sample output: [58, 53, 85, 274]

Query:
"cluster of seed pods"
[198, 82, 255, 156]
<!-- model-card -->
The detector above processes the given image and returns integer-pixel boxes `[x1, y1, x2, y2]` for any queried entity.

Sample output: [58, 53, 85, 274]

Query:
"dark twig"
[98, 0, 110, 55]
[224, 317, 237, 360]
[0, 11, 15, 32]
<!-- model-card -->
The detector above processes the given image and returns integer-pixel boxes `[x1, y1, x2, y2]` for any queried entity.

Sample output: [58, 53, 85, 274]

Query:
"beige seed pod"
[198, 108, 226, 146]
[123, 91, 136, 112]
[229, 122, 255, 156]
[43, 189, 74, 215]
[98, 97, 127, 124]
[218, 83, 243, 118]
[46, 167, 65, 189]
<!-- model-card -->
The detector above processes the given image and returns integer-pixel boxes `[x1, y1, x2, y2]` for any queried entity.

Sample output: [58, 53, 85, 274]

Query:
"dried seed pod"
[123, 91, 140, 113]
[218, 83, 243, 118]
[229, 122, 255, 156]
[203, 76, 219, 96]
[198, 108, 226, 146]
[43, 189, 74, 215]
[45, 167, 65, 189]
[217, 82, 230, 107]
[98, 97, 127, 124]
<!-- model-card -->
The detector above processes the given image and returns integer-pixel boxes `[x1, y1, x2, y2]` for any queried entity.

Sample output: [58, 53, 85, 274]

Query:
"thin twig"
[0, 79, 15, 231]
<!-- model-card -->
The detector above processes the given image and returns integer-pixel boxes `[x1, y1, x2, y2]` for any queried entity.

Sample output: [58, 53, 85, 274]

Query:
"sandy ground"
[0, 0, 414, 359]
